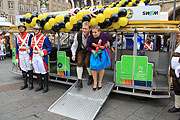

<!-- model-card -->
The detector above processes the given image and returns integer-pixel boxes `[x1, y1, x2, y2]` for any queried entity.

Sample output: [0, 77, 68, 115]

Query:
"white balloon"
[138, 2, 145, 6]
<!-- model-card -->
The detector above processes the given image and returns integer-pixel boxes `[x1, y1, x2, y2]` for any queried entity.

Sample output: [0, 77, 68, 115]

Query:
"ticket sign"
[57, 51, 66, 71]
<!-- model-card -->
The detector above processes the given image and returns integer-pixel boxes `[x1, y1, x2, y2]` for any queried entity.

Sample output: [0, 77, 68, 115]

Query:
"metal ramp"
[48, 80, 114, 120]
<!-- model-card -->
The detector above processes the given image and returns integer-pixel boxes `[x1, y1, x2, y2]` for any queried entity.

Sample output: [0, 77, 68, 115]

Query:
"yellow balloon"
[55, 15, 64, 23]
[118, 17, 128, 27]
[59, 28, 65, 32]
[96, 13, 105, 23]
[49, 18, 56, 26]
[65, 22, 73, 30]
[25, 22, 31, 28]
[116, 4, 121, 7]
[64, 28, 71, 33]
[44, 22, 52, 31]
[118, 1, 122, 6]
[128, 2, 133, 7]
[45, 13, 50, 18]
[112, 22, 120, 29]
[122, 0, 126, 2]
[149, 0, 152, 4]
[38, 14, 45, 20]
[32, 17, 38, 25]
[30, 22, 35, 28]
[90, 18, 98, 26]
[25, 13, 31, 18]
[98, 5, 103, 8]
[84, 10, 90, 15]
[77, 11, 84, 20]
[141, 0, 145, 2]
[112, 7, 119, 14]
[103, 8, 112, 18]
[132, 0, 136, 2]
[108, 5, 113, 8]
[70, 16, 78, 24]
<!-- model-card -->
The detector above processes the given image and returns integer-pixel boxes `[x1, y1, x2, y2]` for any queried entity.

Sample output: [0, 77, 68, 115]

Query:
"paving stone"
[133, 99, 170, 120]
[95, 115, 115, 120]
[125, 115, 146, 120]
[105, 100, 144, 120]
[22, 115, 41, 120]
[0, 104, 46, 120]
[36, 111, 65, 120]
[0, 102, 23, 115]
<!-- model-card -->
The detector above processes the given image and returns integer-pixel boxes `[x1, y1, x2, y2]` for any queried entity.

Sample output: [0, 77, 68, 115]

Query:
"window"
[53, 0, 56, 2]
[26, 4, 31, 12]
[58, 7, 61, 11]
[19, 0, 23, 2]
[0, 0, 2, 8]
[58, 0, 61, 2]
[26, 0, 30, 3]
[8, 1, 14, 9]
[53, 5, 56, 11]
[9, 16, 14, 24]
[19, 3, 24, 11]
[33, 5, 37, 11]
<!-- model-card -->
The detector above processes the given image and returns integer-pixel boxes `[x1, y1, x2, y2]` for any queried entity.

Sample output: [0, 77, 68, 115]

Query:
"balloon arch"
[20, 0, 152, 33]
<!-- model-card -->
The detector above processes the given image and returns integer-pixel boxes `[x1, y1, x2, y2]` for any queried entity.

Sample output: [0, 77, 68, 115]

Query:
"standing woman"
[87, 25, 114, 90]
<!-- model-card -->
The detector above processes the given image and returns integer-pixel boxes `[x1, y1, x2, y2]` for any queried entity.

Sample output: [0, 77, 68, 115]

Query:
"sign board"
[125, 6, 160, 21]
[116, 61, 122, 84]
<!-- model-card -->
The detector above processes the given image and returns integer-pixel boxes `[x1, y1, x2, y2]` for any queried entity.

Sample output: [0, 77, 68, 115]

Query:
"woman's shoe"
[98, 87, 102, 90]
[93, 87, 96, 91]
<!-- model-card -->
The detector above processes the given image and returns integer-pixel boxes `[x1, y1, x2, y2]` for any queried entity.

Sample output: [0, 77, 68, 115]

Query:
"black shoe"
[42, 73, 49, 93]
[75, 79, 83, 88]
[98, 87, 102, 90]
[28, 85, 33, 90]
[20, 85, 28, 90]
[168, 106, 180, 113]
[35, 86, 43, 92]
[42, 88, 49, 93]
[87, 75, 93, 85]
[93, 87, 96, 91]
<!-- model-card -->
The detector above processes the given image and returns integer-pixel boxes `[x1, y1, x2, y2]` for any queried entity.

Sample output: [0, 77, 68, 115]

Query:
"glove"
[29, 60, 32, 65]
[15, 59, 19, 65]
[40, 51, 44, 57]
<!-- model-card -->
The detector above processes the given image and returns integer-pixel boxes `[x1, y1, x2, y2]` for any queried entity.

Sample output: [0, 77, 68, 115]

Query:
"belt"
[173, 52, 180, 57]
[19, 49, 26, 51]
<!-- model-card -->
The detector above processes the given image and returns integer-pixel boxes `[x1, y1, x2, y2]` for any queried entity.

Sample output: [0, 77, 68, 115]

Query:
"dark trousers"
[77, 49, 90, 67]
[171, 69, 180, 95]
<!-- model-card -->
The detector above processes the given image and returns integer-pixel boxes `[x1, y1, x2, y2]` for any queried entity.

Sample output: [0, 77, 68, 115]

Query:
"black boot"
[28, 70, 33, 90]
[87, 75, 93, 85]
[42, 73, 49, 93]
[20, 71, 28, 90]
[35, 74, 43, 92]
[75, 79, 83, 88]
[168, 106, 180, 113]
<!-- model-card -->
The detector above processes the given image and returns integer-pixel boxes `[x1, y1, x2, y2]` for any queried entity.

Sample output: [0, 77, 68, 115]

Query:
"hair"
[92, 25, 101, 31]
[82, 21, 91, 29]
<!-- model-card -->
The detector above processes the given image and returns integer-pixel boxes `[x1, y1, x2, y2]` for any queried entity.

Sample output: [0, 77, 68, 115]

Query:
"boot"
[35, 74, 43, 92]
[87, 75, 93, 85]
[42, 73, 49, 93]
[168, 95, 180, 112]
[28, 70, 33, 90]
[20, 71, 28, 90]
[75, 79, 83, 88]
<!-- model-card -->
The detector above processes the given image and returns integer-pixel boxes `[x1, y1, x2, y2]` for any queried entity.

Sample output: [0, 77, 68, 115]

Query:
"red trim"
[19, 49, 26, 51]
[43, 49, 47, 56]
[15, 54, 19, 59]
[43, 61, 48, 71]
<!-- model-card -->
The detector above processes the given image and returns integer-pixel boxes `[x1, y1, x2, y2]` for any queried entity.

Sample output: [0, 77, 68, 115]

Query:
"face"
[82, 25, 91, 37]
[2, 34, 5, 39]
[18, 26, 26, 33]
[34, 29, 41, 35]
[92, 29, 101, 38]
[0, 35, 2, 39]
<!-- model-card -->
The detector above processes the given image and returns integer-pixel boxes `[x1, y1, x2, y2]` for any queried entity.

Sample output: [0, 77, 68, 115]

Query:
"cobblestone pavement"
[0, 58, 179, 120]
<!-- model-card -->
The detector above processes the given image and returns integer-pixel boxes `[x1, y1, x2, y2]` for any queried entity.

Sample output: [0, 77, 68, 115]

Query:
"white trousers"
[32, 54, 47, 74]
[19, 51, 32, 72]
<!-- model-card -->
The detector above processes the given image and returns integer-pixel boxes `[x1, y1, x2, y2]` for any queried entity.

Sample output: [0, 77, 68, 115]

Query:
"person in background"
[15, 23, 34, 90]
[71, 21, 93, 88]
[87, 25, 114, 91]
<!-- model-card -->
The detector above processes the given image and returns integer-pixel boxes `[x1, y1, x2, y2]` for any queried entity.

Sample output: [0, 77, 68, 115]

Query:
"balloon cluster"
[20, 0, 152, 32]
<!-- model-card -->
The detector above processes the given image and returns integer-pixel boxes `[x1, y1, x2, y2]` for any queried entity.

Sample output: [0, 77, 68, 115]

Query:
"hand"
[105, 41, 110, 48]
[40, 51, 44, 57]
[111, 47, 115, 54]
[15, 59, 19, 65]
[92, 50, 95, 54]
[168, 69, 170, 75]
[27, 49, 30, 54]
[29, 60, 32, 65]
[72, 55, 75, 61]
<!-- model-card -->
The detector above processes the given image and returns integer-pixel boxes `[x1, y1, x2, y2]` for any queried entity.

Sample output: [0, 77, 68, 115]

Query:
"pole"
[58, 32, 60, 51]
[173, 0, 176, 20]
[133, 28, 138, 56]
[114, 30, 118, 83]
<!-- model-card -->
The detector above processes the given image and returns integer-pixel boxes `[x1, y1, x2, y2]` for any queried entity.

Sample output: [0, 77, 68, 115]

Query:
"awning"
[0, 22, 14, 27]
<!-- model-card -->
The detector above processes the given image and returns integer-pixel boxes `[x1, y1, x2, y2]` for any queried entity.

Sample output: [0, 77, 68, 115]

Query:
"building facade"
[0, 0, 68, 24]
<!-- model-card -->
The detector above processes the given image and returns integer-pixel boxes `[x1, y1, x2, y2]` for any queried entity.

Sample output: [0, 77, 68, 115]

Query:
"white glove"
[15, 59, 19, 65]
[40, 51, 44, 57]
[27, 49, 30, 54]
[29, 60, 32, 65]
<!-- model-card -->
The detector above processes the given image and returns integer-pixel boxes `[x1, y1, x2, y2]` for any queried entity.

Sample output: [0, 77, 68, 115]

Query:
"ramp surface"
[48, 81, 114, 120]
